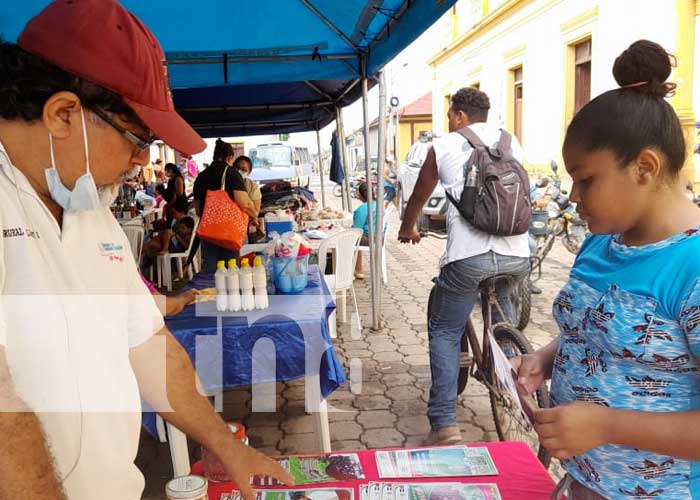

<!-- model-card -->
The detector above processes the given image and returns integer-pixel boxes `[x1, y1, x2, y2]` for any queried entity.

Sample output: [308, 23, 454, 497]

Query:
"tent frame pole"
[361, 74, 378, 330]
[374, 70, 387, 330]
[316, 127, 326, 208]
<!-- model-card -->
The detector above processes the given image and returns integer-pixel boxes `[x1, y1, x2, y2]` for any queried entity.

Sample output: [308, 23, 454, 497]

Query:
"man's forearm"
[399, 195, 427, 233]
[0, 406, 65, 498]
[131, 330, 244, 462]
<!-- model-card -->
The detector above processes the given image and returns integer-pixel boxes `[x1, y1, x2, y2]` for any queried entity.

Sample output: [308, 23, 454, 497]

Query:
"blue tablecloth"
[143, 265, 345, 436]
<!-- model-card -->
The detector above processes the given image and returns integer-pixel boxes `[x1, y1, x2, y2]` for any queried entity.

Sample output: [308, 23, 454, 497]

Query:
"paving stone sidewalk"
[140, 202, 574, 498]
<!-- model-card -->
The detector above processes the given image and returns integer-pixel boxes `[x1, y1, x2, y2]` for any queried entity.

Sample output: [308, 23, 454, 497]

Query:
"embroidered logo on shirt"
[618, 485, 664, 498]
[3, 227, 40, 239]
[98, 242, 125, 262]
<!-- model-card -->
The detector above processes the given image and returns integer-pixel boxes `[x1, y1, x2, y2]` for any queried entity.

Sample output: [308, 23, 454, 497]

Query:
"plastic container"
[273, 254, 309, 293]
[529, 210, 549, 236]
[226, 259, 241, 312]
[214, 261, 227, 312]
[265, 213, 294, 239]
[165, 475, 208, 500]
[201, 422, 248, 482]
[253, 256, 269, 309]
[239, 258, 255, 311]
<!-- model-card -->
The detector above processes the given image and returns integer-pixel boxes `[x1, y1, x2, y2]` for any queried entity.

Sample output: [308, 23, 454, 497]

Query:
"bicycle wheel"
[511, 278, 532, 331]
[487, 324, 551, 467]
[427, 284, 471, 396]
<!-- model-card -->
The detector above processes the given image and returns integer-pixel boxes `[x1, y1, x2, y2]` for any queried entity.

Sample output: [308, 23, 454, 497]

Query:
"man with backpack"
[398, 87, 531, 445]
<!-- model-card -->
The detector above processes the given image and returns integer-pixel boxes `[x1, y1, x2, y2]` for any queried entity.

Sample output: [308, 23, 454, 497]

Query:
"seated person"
[144, 200, 194, 258]
[352, 182, 384, 279]
[154, 184, 167, 209]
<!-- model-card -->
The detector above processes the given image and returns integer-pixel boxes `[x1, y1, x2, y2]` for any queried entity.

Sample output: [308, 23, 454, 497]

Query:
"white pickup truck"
[396, 136, 447, 232]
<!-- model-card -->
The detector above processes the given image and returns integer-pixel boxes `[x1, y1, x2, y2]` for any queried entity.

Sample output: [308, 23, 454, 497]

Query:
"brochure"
[221, 488, 354, 500]
[252, 454, 365, 486]
[375, 446, 497, 478]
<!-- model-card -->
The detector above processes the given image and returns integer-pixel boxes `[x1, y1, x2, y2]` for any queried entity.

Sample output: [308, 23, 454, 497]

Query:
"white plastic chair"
[121, 225, 144, 266]
[358, 204, 395, 285]
[317, 228, 363, 337]
[156, 217, 200, 291]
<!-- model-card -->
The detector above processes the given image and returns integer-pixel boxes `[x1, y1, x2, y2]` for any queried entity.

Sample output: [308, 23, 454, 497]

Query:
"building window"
[573, 39, 592, 114]
[512, 67, 523, 143]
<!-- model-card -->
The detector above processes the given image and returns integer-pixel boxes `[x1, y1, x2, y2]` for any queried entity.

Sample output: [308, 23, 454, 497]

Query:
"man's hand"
[398, 227, 422, 244]
[534, 402, 610, 460]
[220, 443, 295, 500]
[510, 353, 547, 394]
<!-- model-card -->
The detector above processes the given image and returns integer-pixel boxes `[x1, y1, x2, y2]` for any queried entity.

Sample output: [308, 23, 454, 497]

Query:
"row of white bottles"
[215, 258, 268, 312]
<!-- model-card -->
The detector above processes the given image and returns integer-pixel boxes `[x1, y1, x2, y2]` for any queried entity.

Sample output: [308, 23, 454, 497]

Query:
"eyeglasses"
[91, 107, 157, 153]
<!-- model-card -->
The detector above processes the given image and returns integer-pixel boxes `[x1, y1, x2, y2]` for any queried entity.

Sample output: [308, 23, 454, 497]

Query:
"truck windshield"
[251, 146, 292, 168]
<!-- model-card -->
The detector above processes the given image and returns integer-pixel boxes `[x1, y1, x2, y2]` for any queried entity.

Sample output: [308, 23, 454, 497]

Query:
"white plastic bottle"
[226, 259, 241, 312]
[239, 258, 255, 311]
[253, 256, 269, 310]
[214, 260, 228, 312]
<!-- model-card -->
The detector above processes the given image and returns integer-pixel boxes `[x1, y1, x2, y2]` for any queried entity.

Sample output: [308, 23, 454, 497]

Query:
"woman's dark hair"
[234, 155, 253, 171]
[213, 139, 234, 162]
[0, 41, 143, 126]
[563, 40, 685, 175]
[450, 87, 490, 122]
[164, 163, 182, 177]
[358, 181, 369, 201]
[155, 184, 167, 196]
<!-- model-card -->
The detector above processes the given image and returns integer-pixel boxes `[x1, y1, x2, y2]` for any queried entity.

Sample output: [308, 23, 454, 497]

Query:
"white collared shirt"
[0, 142, 163, 499]
[433, 123, 530, 268]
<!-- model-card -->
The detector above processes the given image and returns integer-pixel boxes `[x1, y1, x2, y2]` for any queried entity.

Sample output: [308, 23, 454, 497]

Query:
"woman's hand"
[510, 352, 547, 394]
[534, 402, 611, 460]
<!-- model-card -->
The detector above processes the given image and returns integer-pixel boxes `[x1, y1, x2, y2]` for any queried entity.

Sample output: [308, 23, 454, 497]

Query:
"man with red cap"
[0, 1, 293, 499]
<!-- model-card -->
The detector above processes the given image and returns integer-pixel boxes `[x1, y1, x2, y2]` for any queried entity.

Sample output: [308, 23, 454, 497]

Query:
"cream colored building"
[429, 0, 699, 180]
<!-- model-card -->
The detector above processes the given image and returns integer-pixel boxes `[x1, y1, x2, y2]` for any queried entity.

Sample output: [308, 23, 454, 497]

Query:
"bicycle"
[427, 274, 552, 466]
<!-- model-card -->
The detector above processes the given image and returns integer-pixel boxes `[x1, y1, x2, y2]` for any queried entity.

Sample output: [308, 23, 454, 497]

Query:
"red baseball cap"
[18, 0, 206, 156]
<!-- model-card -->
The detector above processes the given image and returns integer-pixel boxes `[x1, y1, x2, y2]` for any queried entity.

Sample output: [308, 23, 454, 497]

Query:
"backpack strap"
[497, 130, 513, 154]
[456, 126, 486, 149]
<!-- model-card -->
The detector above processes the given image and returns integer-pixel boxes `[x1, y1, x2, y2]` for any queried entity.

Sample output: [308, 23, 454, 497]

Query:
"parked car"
[248, 142, 312, 187]
[396, 134, 446, 232]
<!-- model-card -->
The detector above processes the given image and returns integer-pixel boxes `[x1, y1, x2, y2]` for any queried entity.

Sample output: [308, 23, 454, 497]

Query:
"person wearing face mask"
[234, 155, 262, 216]
[0, 2, 293, 500]
[193, 139, 257, 272]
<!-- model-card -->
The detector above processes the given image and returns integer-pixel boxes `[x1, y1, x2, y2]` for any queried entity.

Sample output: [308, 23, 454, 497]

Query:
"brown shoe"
[422, 425, 462, 446]
[354, 272, 365, 280]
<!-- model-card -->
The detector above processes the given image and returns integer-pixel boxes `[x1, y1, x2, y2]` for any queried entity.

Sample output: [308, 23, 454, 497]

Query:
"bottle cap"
[241, 258, 249, 267]
[228, 259, 238, 269]
[254, 256, 263, 267]
[216, 260, 225, 269]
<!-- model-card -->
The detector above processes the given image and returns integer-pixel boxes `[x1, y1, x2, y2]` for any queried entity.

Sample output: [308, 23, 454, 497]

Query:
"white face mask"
[44, 107, 101, 212]
[240, 171, 250, 179]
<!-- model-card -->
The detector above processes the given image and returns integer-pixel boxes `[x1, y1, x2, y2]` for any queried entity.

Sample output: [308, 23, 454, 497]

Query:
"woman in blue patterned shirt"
[513, 40, 700, 499]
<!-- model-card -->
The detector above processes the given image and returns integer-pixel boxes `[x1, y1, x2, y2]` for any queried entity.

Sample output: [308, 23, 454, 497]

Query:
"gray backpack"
[444, 127, 531, 236]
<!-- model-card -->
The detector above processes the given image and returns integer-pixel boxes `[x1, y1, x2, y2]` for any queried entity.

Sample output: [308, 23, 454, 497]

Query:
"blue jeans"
[200, 240, 238, 273]
[427, 251, 529, 430]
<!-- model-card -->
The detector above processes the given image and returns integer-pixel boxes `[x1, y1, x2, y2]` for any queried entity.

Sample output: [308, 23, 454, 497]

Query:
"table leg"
[314, 398, 331, 452]
[166, 422, 191, 476]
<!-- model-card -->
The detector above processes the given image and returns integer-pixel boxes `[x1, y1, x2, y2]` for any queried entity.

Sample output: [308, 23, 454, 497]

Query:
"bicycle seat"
[479, 274, 518, 293]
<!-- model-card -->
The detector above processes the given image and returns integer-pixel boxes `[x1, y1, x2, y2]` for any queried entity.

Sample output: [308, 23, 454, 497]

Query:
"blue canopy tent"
[1, 0, 457, 328]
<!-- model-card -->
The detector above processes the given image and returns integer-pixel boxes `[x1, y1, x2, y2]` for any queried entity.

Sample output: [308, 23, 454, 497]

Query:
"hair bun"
[613, 40, 675, 98]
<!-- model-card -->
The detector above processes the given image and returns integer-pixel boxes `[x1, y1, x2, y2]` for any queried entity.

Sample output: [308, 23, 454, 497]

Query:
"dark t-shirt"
[192, 160, 246, 212]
